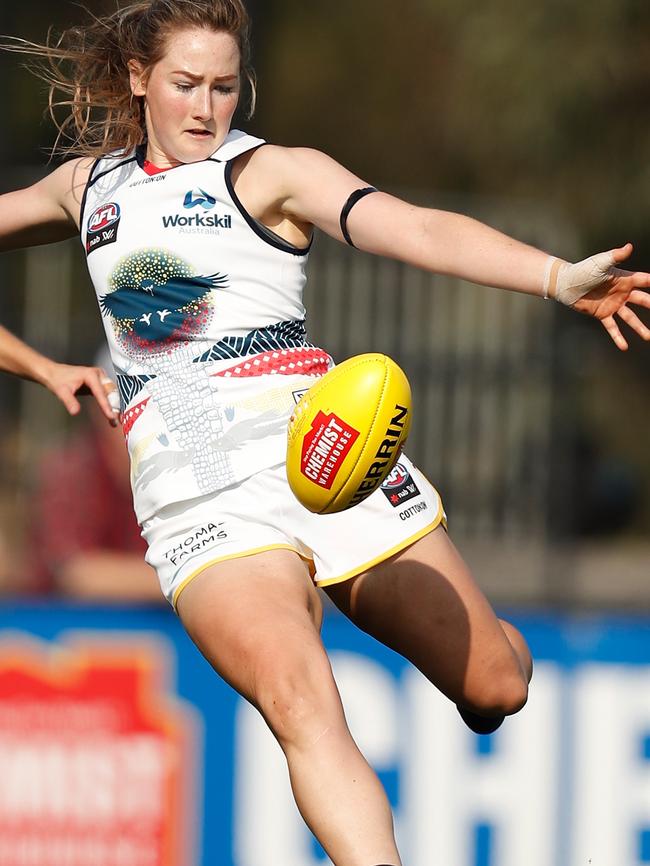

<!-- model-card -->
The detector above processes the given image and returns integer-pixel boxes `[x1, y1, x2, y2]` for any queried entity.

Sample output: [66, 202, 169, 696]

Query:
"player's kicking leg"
[325, 526, 532, 733]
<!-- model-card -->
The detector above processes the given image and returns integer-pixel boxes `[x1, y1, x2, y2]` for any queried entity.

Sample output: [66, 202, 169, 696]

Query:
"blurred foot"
[457, 705, 505, 735]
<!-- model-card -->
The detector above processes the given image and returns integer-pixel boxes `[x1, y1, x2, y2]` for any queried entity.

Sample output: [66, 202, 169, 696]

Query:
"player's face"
[130, 28, 241, 167]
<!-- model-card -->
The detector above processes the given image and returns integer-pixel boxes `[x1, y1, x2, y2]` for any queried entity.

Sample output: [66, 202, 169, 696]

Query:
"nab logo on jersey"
[381, 461, 421, 507]
[183, 188, 216, 210]
[86, 202, 121, 254]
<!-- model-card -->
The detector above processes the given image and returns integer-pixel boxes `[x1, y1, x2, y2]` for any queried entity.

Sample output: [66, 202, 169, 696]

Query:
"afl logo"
[382, 462, 408, 489]
[86, 202, 121, 255]
[89, 202, 120, 231]
[381, 460, 421, 507]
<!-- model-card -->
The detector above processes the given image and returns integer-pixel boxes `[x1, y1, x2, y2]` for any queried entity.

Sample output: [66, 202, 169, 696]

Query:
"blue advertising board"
[0, 601, 648, 866]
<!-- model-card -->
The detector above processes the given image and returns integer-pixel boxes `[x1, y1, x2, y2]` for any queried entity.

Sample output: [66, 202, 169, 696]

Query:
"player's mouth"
[186, 128, 213, 139]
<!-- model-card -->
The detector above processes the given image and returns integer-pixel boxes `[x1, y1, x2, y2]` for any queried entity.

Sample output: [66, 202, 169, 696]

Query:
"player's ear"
[128, 60, 147, 97]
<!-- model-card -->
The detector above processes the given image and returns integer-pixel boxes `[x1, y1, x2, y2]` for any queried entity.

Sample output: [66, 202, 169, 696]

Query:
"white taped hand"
[543, 252, 619, 307]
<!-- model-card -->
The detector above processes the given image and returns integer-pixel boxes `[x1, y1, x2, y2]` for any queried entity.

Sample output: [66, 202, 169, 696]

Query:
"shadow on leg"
[325, 527, 532, 727]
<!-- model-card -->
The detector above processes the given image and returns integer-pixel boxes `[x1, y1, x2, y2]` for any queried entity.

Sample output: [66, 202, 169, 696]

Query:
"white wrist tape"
[107, 390, 121, 414]
[543, 252, 617, 307]
[101, 376, 121, 414]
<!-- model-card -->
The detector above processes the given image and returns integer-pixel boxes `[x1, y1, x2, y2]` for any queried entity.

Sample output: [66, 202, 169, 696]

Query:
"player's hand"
[556, 244, 650, 350]
[41, 362, 120, 426]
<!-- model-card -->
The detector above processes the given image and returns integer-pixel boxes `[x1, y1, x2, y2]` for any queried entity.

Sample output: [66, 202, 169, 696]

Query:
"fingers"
[610, 242, 634, 265]
[45, 362, 120, 425]
[629, 284, 650, 303]
[56, 386, 82, 416]
[104, 381, 121, 413]
[91, 367, 120, 427]
[71, 366, 120, 427]
[618, 305, 650, 341]
[601, 315, 629, 351]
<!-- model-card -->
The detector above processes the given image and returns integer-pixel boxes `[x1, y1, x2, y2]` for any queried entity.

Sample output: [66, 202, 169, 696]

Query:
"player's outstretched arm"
[0, 157, 91, 251]
[0, 158, 120, 419]
[0, 323, 120, 425]
[264, 146, 650, 351]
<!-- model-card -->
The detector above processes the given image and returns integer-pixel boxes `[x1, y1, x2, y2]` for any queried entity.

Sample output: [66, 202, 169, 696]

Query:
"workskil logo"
[183, 188, 216, 210]
[162, 189, 232, 231]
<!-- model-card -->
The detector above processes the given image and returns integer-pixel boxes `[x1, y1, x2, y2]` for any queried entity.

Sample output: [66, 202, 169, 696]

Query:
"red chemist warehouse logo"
[300, 410, 359, 489]
[0, 635, 201, 866]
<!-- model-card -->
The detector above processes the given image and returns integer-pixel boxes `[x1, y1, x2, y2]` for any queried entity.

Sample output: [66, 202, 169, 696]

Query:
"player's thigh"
[325, 527, 527, 709]
[177, 548, 345, 741]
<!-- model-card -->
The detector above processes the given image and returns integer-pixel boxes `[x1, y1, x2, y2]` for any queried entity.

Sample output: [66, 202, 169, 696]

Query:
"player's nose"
[192, 86, 213, 121]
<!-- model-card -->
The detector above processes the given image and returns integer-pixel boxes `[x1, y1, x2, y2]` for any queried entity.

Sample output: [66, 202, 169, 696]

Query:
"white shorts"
[142, 455, 446, 608]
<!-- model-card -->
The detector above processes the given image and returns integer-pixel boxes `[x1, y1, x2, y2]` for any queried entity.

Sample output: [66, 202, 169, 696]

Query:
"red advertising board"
[0, 635, 201, 866]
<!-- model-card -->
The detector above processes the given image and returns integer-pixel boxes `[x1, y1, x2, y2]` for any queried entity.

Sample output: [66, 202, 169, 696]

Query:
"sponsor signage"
[183, 189, 216, 210]
[161, 213, 232, 229]
[0, 633, 200, 866]
[164, 522, 229, 567]
[300, 410, 359, 489]
[161, 190, 232, 230]
[234, 615, 650, 866]
[0, 605, 648, 866]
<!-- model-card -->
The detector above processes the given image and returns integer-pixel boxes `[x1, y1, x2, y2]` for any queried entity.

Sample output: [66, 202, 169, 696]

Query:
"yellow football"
[286, 353, 412, 514]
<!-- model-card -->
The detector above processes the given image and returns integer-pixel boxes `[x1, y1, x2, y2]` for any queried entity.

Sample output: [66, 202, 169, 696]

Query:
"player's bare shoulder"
[231, 143, 297, 205]
[241, 144, 335, 198]
[229, 144, 314, 244]
[242, 145, 371, 238]
[0, 156, 96, 251]
[234, 144, 351, 231]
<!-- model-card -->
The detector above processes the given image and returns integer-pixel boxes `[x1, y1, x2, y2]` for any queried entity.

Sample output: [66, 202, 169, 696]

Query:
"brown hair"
[1, 0, 256, 158]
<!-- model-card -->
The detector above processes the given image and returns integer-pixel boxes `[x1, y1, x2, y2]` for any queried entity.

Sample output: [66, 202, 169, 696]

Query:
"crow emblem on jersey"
[99, 248, 227, 359]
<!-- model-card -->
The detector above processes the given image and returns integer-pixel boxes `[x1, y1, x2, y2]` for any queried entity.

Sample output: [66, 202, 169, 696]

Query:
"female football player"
[1, 3, 649, 864]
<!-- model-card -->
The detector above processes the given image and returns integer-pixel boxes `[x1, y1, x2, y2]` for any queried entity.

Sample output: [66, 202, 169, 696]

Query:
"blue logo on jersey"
[183, 189, 216, 210]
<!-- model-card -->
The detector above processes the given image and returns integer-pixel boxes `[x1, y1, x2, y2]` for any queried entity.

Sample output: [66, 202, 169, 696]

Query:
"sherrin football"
[286, 353, 412, 514]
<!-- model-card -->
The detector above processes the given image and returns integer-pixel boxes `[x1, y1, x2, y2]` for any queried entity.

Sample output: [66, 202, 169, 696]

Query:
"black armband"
[339, 187, 378, 248]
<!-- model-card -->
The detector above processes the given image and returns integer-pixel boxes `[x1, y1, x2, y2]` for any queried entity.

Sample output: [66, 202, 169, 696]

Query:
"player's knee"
[473, 668, 529, 717]
[463, 655, 529, 717]
[498, 671, 529, 715]
[254, 656, 344, 749]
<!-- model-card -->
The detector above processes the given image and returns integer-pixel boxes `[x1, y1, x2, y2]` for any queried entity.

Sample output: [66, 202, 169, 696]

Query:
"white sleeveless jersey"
[81, 130, 332, 522]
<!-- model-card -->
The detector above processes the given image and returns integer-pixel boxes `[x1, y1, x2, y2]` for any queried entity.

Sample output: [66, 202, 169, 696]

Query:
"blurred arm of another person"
[28, 400, 163, 603]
